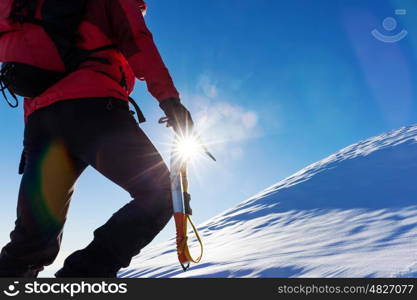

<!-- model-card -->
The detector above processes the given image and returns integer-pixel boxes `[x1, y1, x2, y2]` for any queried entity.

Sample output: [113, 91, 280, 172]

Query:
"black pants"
[0, 98, 173, 277]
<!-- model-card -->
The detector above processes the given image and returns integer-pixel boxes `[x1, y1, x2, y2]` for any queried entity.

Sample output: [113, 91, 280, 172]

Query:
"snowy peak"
[120, 125, 417, 278]
[240, 125, 417, 211]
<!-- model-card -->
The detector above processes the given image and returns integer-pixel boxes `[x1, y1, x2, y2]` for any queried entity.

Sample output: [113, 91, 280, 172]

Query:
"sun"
[174, 134, 203, 163]
[157, 116, 217, 175]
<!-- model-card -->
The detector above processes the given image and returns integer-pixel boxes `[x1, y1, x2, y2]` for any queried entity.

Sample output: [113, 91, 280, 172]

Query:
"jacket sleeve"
[108, 0, 179, 101]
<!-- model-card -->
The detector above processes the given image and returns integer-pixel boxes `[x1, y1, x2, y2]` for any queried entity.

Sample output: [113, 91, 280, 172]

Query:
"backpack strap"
[12, 0, 116, 72]
[9, 0, 37, 24]
[0, 65, 19, 108]
[41, 0, 109, 71]
[128, 97, 147, 123]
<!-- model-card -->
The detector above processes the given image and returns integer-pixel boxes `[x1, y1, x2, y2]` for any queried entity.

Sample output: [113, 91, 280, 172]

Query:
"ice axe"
[159, 117, 215, 271]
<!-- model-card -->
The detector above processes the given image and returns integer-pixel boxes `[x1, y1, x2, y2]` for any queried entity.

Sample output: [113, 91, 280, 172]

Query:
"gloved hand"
[159, 98, 194, 135]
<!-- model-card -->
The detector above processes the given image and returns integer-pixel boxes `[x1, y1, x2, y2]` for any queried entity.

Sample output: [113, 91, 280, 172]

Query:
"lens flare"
[174, 134, 203, 162]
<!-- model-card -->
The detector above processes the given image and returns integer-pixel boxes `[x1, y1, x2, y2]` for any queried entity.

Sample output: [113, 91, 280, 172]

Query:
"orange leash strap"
[173, 167, 204, 271]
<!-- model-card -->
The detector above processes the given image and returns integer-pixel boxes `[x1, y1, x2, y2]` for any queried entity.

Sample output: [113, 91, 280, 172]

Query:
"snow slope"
[119, 126, 417, 278]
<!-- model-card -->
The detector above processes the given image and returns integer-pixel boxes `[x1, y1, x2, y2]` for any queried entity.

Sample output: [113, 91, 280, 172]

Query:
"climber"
[0, 0, 193, 277]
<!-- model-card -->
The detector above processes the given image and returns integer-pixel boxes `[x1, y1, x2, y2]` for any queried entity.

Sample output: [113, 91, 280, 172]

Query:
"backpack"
[0, 0, 115, 106]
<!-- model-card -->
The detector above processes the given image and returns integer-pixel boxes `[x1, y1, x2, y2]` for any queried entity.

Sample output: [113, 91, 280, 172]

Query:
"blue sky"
[1, 0, 417, 276]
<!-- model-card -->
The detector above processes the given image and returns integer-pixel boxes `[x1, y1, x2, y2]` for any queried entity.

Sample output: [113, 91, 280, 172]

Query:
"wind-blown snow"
[119, 126, 417, 278]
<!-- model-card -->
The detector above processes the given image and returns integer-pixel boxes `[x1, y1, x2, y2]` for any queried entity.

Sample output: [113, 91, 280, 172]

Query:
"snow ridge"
[120, 125, 417, 278]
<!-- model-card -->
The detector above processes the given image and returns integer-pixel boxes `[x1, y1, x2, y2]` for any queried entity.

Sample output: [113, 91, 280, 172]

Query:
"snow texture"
[119, 126, 417, 278]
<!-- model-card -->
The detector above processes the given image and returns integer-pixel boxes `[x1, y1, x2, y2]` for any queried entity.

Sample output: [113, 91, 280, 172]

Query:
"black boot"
[0, 252, 43, 278]
[55, 241, 122, 278]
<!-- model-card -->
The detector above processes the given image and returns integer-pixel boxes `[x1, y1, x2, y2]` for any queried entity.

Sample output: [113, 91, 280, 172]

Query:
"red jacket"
[0, 0, 179, 120]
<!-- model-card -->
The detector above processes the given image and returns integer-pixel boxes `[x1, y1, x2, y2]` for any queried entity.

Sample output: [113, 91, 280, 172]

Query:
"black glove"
[159, 98, 194, 135]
